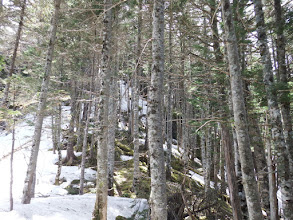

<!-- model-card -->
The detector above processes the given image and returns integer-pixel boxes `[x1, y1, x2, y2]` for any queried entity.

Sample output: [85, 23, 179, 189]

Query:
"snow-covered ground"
[0, 195, 148, 220]
[0, 106, 148, 219]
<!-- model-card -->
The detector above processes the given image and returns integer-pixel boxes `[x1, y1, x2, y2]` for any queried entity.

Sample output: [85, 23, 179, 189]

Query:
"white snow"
[120, 155, 133, 161]
[163, 142, 183, 158]
[189, 170, 215, 188]
[0, 106, 149, 219]
[0, 195, 148, 220]
[120, 80, 129, 113]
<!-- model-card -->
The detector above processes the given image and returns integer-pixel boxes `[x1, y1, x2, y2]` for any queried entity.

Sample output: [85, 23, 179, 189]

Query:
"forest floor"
[0, 84, 231, 219]
[0, 106, 148, 220]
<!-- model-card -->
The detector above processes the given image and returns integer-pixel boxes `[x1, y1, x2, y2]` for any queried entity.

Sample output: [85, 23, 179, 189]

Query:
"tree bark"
[221, 0, 263, 219]
[148, 0, 167, 219]
[253, 0, 293, 218]
[10, 102, 16, 211]
[221, 123, 243, 220]
[54, 104, 62, 185]
[165, 0, 173, 181]
[108, 77, 118, 196]
[274, 0, 293, 175]
[266, 113, 279, 220]
[248, 114, 270, 214]
[132, 0, 142, 194]
[80, 102, 90, 195]
[92, 0, 112, 219]
[64, 81, 78, 165]
[22, 0, 62, 204]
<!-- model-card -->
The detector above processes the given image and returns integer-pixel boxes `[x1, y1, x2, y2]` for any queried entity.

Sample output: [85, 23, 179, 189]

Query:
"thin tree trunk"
[148, 0, 167, 218]
[221, 123, 243, 220]
[2, 0, 26, 106]
[219, 132, 226, 194]
[90, 104, 97, 160]
[249, 114, 270, 214]
[108, 77, 118, 196]
[266, 113, 279, 220]
[51, 114, 57, 154]
[64, 81, 78, 165]
[22, 0, 62, 204]
[80, 102, 90, 195]
[10, 88, 16, 211]
[204, 127, 212, 194]
[132, 0, 142, 194]
[92, 0, 112, 219]
[54, 104, 62, 185]
[76, 102, 84, 152]
[165, 0, 173, 181]
[274, 0, 293, 175]
[221, 0, 263, 219]
[253, 0, 293, 218]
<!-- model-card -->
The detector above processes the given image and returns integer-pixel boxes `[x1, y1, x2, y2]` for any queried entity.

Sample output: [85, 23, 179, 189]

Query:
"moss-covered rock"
[65, 185, 79, 195]
[71, 179, 80, 184]
[115, 216, 127, 220]
[115, 140, 133, 156]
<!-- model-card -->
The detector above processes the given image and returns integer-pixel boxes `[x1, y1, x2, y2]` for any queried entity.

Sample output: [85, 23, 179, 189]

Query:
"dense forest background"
[1, 0, 293, 219]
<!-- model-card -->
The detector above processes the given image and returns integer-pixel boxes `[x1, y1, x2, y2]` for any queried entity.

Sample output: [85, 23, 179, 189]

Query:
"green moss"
[65, 185, 79, 195]
[115, 146, 123, 161]
[115, 216, 127, 220]
[71, 179, 80, 184]
[171, 156, 184, 172]
[115, 141, 133, 156]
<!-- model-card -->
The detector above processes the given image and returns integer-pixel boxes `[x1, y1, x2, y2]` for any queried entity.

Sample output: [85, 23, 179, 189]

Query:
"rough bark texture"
[274, 0, 293, 175]
[80, 102, 90, 195]
[248, 114, 270, 213]
[132, 0, 142, 194]
[204, 127, 212, 194]
[221, 124, 243, 220]
[54, 104, 62, 185]
[265, 116, 279, 220]
[221, 0, 263, 219]
[2, 0, 26, 106]
[108, 77, 118, 196]
[148, 0, 167, 219]
[165, 0, 173, 180]
[92, 0, 112, 219]
[22, 0, 61, 204]
[64, 81, 78, 165]
[253, 0, 293, 218]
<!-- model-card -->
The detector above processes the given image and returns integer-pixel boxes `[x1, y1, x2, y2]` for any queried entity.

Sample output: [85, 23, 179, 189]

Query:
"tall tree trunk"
[80, 102, 90, 195]
[92, 0, 112, 219]
[2, 0, 26, 106]
[22, 0, 62, 204]
[274, 0, 293, 175]
[204, 127, 212, 195]
[148, 0, 167, 219]
[64, 81, 78, 165]
[10, 118, 15, 211]
[51, 114, 57, 154]
[248, 114, 270, 214]
[132, 0, 142, 194]
[108, 77, 118, 196]
[266, 113, 279, 220]
[54, 104, 62, 185]
[221, 123, 243, 220]
[10, 88, 16, 211]
[221, 0, 263, 219]
[253, 0, 293, 218]
[165, 0, 173, 181]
